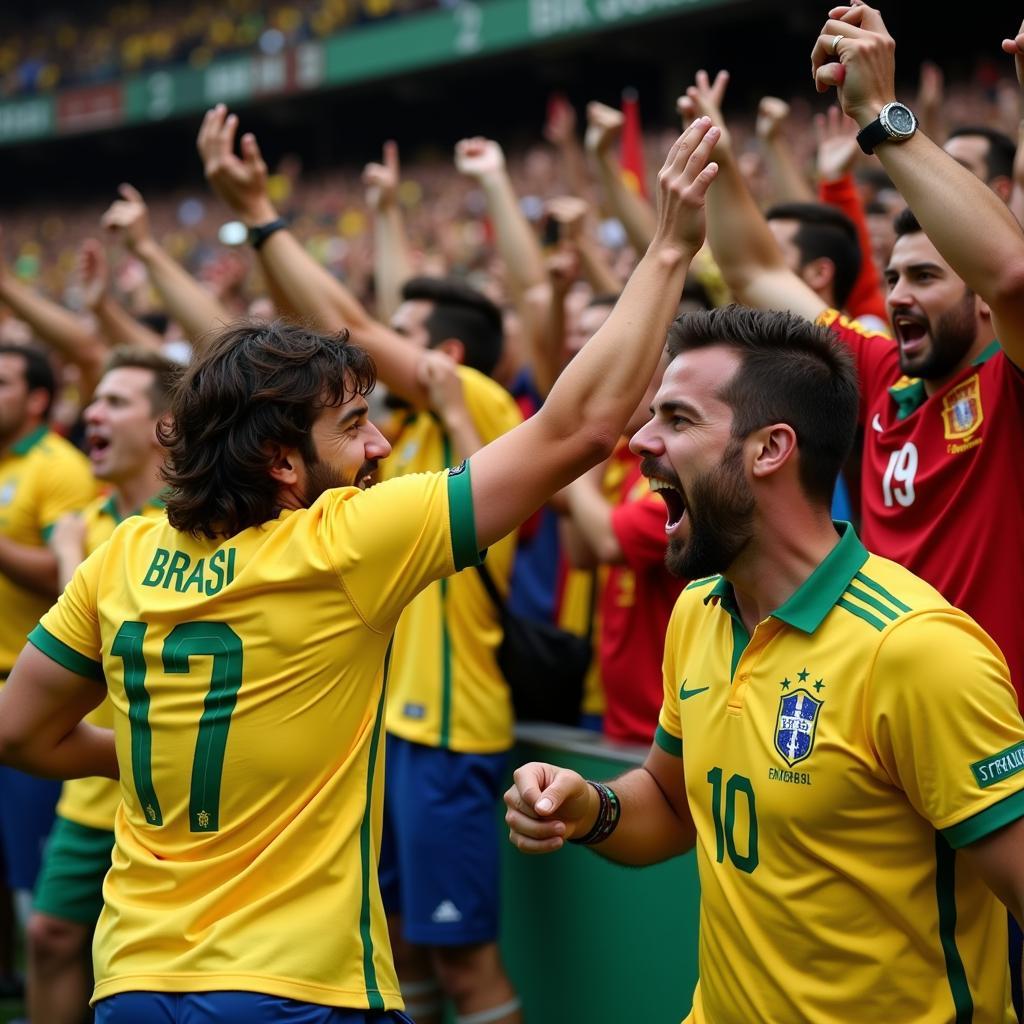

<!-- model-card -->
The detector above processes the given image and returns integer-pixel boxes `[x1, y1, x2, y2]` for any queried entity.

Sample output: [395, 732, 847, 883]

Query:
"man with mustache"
[0, 117, 722, 1024]
[506, 302, 1024, 1023]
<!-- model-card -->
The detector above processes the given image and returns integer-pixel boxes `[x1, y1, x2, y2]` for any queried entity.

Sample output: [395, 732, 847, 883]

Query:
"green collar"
[8, 424, 49, 457]
[704, 522, 869, 635]
[887, 340, 1002, 421]
[99, 492, 167, 525]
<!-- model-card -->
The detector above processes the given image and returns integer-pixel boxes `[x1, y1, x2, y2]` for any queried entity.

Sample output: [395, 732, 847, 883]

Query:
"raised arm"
[363, 140, 414, 322]
[756, 96, 816, 204]
[815, 4, 1024, 363]
[544, 95, 598, 207]
[1003, 22, 1024, 227]
[455, 136, 547, 301]
[469, 119, 720, 551]
[585, 101, 657, 251]
[679, 71, 828, 321]
[0, 231, 107, 398]
[197, 105, 428, 406]
[78, 239, 164, 353]
[101, 185, 231, 352]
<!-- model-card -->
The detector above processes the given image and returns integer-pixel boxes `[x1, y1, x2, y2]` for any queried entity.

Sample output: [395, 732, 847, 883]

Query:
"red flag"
[619, 87, 647, 199]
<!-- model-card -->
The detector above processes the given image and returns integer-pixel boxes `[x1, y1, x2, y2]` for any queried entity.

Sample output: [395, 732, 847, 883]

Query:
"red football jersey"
[821, 310, 1024, 704]
[600, 444, 686, 744]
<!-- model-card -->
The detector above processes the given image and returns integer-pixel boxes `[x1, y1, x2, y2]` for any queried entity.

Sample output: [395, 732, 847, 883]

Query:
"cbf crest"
[774, 689, 823, 767]
[941, 374, 983, 441]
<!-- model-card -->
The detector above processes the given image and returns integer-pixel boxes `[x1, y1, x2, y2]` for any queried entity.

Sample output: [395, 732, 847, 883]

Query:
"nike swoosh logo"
[871, 413, 884, 433]
[679, 678, 710, 701]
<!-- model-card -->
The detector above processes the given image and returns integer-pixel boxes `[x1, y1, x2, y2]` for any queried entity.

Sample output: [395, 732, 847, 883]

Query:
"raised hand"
[815, 104, 860, 182]
[416, 349, 466, 419]
[653, 117, 721, 258]
[197, 104, 275, 225]
[584, 101, 624, 156]
[546, 247, 581, 297]
[811, 3, 896, 124]
[362, 140, 400, 212]
[1002, 16, 1024, 88]
[504, 762, 597, 853]
[756, 96, 792, 142]
[544, 94, 578, 147]
[101, 184, 152, 253]
[545, 195, 589, 242]
[454, 136, 506, 180]
[77, 239, 109, 309]
[676, 70, 732, 152]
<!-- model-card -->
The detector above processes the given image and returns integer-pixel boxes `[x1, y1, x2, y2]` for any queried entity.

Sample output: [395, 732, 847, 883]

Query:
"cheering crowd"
[1, 3, 1024, 1023]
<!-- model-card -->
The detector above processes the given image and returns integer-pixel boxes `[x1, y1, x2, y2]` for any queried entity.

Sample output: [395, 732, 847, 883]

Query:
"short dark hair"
[665, 305, 858, 506]
[102, 347, 180, 415]
[401, 276, 503, 378]
[0, 343, 56, 416]
[947, 125, 1016, 182]
[893, 207, 921, 238]
[159, 321, 376, 540]
[766, 202, 862, 310]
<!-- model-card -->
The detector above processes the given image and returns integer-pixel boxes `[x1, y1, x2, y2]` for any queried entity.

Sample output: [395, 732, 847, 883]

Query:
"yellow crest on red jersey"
[941, 374, 983, 441]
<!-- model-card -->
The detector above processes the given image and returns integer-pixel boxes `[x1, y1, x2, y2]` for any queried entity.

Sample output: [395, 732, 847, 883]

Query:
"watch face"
[885, 104, 916, 136]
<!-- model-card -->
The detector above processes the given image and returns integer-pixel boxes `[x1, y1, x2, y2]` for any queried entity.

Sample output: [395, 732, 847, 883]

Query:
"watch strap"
[248, 217, 288, 250]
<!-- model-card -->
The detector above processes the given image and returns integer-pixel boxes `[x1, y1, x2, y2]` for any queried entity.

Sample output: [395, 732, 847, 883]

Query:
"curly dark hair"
[159, 320, 376, 539]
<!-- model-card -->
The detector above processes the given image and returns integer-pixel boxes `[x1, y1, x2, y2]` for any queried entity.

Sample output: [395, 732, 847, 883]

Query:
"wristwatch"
[856, 102, 918, 155]
[247, 217, 288, 250]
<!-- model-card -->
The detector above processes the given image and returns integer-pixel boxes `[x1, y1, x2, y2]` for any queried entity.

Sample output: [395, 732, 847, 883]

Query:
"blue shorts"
[379, 735, 507, 946]
[94, 992, 415, 1023]
[0, 765, 61, 889]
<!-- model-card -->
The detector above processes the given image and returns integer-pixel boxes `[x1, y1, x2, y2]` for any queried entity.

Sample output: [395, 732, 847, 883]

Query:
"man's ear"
[800, 256, 836, 299]
[435, 338, 466, 365]
[25, 387, 50, 422]
[266, 443, 301, 487]
[749, 423, 798, 482]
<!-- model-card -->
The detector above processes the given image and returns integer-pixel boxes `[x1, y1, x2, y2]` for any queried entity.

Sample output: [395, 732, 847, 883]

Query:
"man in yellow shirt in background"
[27, 348, 177, 1024]
[0, 343, 95, 975]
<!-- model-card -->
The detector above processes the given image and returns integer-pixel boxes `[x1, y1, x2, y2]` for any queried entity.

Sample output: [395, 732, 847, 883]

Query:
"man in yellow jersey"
[505, 305, 1024, 1023]
[193, 107, 519, 1022]
[0, 344, 95, 967]
[0, 116, 722, 1024]
[378, 281, 522, 1024]
[27, 348, 177, 1024]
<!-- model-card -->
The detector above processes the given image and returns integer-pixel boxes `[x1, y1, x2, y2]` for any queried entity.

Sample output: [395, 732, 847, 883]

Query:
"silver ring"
[833, 34, 843, 56]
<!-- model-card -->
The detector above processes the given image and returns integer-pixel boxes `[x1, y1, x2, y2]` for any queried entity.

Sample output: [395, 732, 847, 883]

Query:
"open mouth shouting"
[891, 312, 930, 358]
[648, 474, 688, 538]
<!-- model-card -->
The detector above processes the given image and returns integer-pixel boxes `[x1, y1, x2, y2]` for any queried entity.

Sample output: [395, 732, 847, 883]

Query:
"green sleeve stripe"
[27, 625, 104, 681]
[836, 597, 887, 632]
[854, 572, 912, 613]
[941, 788, 1024, 849]
[845, 584, 900, 621]
[40, 523, 55, 542]
[446, 463, 482, 572]
[655, 725, 682, 757]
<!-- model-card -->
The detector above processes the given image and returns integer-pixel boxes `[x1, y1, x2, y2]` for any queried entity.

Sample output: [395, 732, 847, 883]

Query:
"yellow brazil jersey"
[29, 468, 480, 1009]
[656, 523, 1023, 1024]
[0, 425, 95, 676]
[381, 365, 521, 753]
[557, 567, 603, 717]
[56, 494, 167, 832]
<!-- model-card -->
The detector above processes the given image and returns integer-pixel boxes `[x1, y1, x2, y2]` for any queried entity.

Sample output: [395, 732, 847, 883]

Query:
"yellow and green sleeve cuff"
[27, 625, 104, 681]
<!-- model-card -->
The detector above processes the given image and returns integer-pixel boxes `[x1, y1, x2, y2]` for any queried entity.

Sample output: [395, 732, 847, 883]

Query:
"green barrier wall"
[498, 725, 700, 1023]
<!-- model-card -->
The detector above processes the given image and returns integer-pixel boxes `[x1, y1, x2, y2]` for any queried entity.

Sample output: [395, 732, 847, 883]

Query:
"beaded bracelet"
[568, 781, 621, 846]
